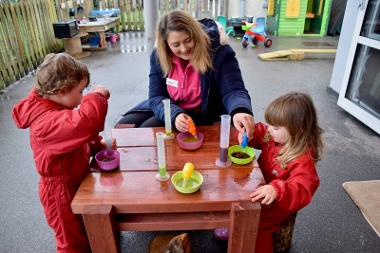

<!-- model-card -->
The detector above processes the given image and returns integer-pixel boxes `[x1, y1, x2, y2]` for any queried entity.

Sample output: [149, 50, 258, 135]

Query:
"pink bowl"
[177, 131, 204, 150]
[95, 150, 120, 171]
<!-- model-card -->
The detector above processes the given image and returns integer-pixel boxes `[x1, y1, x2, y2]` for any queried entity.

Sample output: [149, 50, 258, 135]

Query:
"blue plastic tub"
[89, 8, 120, 17]
[89, 36, 100, 47]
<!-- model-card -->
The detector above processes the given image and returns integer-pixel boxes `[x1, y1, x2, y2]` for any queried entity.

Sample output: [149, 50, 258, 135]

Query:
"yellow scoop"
[182, 162, 194, 188]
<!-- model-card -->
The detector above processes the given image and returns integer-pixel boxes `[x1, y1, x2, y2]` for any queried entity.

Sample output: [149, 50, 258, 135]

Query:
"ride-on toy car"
[241, 17, 272, 48]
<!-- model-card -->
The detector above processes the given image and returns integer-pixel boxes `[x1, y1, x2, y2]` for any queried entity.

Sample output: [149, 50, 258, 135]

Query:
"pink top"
[166, 55, 201, 110]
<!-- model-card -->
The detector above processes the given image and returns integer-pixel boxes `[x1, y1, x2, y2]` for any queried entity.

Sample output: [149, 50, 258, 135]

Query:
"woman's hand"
[175, 113, 192, 132]
[250, 185, 277, 205]
[233, 113, 255, 139]
[237, 132, 243, 144]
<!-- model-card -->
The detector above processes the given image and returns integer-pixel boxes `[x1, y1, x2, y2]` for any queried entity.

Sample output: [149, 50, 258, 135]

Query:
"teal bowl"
[171, 171, 203, 194]
[228, 145, 255, 165]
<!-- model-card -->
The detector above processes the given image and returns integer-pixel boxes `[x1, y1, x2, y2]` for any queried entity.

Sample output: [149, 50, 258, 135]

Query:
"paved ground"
[1, 31, 380, 253]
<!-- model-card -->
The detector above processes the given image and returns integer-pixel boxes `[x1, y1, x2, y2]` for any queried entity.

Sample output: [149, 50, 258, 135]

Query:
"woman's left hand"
[233, 113, 255, 139]
[175, 113, 192, 132]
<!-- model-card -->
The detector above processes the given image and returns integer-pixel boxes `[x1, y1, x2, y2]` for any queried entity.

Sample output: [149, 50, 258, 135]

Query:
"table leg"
[228, 201, 261, 253]
[115, 23, 120, 40]
[82, 205, 120, 253]
[99, 32, 106, 48]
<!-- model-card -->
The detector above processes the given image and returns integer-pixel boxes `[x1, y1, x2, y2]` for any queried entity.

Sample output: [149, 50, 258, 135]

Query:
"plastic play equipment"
[241, 17, 272, 48]
[217, 15, 236, 36]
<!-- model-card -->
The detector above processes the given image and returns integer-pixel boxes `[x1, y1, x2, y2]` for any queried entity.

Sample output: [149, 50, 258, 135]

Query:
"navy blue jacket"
[128, 18, 253, 127]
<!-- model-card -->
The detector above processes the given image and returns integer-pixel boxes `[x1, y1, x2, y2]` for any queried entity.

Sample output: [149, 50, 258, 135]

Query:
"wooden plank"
[20, 1, 37, 69]
[71, 168, 264, 214]
[26, 1, 41, 62]
[228, 201, 260, 253]
[0, 6, 14, 87]
[10, 3, 27, 76]
[290, 49, 337, 53]
[14, 2, 33, 73]
[1, 3, 17, 83]
[259, 49, 337, 61]
[116, 211, 230, 231]
[82, 205, 120, 253]
[258, 50, 292, 61]
[32, 0, 46, 57]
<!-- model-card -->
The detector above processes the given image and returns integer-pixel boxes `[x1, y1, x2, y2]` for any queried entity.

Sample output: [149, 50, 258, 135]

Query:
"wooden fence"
[0, 0, 226, 90]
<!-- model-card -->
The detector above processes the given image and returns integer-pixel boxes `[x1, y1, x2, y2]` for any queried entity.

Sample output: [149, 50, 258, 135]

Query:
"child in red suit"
[215, 91, 323, 253]
[12, 53, 111, 253]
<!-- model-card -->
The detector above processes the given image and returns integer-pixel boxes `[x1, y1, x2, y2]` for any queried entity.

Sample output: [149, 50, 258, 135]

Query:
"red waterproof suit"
[12, 88, 108, 253]
[240, 123, 320, 253]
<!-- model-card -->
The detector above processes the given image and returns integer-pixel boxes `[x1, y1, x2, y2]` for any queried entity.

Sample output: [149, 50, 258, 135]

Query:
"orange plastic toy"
[188, 119, 198, 140]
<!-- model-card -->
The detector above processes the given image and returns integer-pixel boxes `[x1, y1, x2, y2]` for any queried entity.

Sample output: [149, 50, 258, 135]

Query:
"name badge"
[166, 78, 178, 88]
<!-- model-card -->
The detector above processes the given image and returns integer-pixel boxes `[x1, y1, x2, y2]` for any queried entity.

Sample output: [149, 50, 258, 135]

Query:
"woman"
[117, 10, 255, 138]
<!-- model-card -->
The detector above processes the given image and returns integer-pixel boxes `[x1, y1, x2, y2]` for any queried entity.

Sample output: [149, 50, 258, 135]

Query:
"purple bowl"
[177, 131, 204, 150]
[95, 150, 120, 171]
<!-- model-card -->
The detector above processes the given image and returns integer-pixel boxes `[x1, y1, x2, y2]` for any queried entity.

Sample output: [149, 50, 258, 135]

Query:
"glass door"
[338, 0, 380, 134]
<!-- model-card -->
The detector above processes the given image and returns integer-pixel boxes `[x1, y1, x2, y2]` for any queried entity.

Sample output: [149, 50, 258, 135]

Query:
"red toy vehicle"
[241, 17, 272, 48]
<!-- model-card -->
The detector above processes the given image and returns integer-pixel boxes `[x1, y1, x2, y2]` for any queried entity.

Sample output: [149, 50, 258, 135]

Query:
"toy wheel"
[264, 38, 272, 48]
[252, 37, 259, 45]
[242, 38, 248, 48]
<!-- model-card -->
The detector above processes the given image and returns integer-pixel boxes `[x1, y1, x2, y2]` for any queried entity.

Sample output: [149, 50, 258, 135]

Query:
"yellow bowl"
[171, 171, 203, 194]
[228, 145, 255, 165]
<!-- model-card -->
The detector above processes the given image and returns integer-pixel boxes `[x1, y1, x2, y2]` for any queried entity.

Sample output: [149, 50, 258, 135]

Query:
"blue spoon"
[241, 131, 248, 148]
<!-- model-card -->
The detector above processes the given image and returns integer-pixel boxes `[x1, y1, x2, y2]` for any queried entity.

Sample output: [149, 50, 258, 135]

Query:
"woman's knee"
[116, 111, 154, 127]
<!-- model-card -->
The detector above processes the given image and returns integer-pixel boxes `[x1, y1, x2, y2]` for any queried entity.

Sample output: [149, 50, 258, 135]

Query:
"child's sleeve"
[269, 156, 320, 213]
[39, 93, 108, 154]
[248, 122, 267, 150]
[88, 136, 104, 156]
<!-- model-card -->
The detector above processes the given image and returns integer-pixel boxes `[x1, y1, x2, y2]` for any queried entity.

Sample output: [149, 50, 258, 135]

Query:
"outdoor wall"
[228, 0, 268, 20]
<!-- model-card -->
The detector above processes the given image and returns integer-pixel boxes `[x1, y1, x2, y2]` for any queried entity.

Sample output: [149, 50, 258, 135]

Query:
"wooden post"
[82, 205, 121, 253]
[228, 201, 261, 253]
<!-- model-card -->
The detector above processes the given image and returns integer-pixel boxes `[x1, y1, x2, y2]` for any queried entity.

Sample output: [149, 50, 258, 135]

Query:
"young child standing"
[12, 53, 110, 253]
[215, 91, 323, 253]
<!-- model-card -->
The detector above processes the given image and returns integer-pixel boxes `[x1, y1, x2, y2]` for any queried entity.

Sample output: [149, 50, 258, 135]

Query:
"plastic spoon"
[188, 119, 198, 140]
[241, 131, 249, 156]
[182, 162, 194, 188]
[241, 131, 248, 148]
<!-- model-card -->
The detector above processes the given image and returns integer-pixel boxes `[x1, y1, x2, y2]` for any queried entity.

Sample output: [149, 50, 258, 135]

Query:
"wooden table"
[72, 126, 265, 253]
[78, 17, 120, 50]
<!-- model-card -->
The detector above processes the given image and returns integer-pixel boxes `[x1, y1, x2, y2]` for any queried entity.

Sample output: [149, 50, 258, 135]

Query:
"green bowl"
[171, 170, 203, 194]
[228, 145, 255, 165]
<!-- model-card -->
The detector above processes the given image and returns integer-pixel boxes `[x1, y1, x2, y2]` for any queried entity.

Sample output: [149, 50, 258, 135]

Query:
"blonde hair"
[156, 10, 212, 76]
[264, 91, 324, 168]
[35, 53, 90, 97]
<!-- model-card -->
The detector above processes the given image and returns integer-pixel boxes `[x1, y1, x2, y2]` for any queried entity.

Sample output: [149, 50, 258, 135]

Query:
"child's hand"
[100, 137, 117, 150]
[92, 85, 110, 99]
[250, 185, 277, 205]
